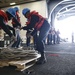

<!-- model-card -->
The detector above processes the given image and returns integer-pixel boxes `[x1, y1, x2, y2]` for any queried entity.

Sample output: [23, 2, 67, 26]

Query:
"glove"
[20, 27, 24, 30]
[17, 26, 21, 30]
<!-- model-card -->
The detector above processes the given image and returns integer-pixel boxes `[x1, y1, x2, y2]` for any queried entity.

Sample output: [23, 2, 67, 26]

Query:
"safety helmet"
[22, 8, 30, 15]
[6, 8, 16, 17]
[14, 7, 19, 12]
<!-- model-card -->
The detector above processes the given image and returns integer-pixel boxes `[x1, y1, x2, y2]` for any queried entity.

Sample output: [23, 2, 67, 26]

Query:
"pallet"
[0, 54, 41, 71]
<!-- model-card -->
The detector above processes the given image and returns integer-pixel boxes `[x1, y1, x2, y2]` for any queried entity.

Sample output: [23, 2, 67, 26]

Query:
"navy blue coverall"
[22, 15, 50, 59]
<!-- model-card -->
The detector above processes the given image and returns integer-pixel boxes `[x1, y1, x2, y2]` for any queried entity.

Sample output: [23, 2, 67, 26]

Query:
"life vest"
[0, 10, 8, 28]
[12, 11, 20, 24]
[26, 11, 45, 30]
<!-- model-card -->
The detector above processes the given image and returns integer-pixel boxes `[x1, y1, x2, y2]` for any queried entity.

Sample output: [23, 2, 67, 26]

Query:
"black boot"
[36, 53, 47, 64]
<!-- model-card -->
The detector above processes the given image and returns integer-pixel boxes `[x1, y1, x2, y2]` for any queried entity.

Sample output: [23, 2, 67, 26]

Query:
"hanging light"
[10, 2, 16, 5]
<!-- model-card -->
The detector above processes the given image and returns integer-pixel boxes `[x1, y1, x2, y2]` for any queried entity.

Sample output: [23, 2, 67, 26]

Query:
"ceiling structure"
[55, 0, 75, 20]
[1, 0, 75, 21]
[47, 0, 75, 26]
[0, 0, 42, 8]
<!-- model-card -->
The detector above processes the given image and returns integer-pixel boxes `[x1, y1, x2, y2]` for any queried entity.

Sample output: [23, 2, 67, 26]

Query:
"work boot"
[36, 53, 47, 64]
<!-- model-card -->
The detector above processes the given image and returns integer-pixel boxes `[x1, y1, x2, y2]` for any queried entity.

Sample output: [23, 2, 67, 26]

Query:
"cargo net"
[0, 47, 38, 60]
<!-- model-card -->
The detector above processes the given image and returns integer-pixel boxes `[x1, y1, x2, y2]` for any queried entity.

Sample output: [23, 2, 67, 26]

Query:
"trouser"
[35, 23, 50, 57]
[0, 24, 13, 37]
[57, 35, 60, 44]
[26, 36, 31, 46]
[12, 34, 21, 48]
[47, 34, 52, 44]
[12, 28, 21, 48]
[7, 25, 15, 36]
[26, 30, 31, 46]
[53, 35, 56, 44]
[26, 32, 38, 48]
[26, 29, 35, 47]
[33, 33, 38, 49]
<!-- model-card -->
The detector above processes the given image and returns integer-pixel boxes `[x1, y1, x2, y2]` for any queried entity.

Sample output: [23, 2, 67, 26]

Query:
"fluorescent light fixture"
[10, 2, 16, 5]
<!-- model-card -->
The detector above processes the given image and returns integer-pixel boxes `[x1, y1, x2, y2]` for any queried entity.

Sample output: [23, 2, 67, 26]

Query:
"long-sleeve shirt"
[12, 16, 21, 28]
[0, 16, 13, 37]
[22, 15, 40, 36]
[12, 12, 21, 28]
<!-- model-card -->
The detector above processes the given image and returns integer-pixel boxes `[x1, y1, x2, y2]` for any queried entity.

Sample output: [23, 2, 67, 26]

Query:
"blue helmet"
[14, 7, 19, 12]
[6, 8, 16, 17]
[22, 8, 30, 15]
